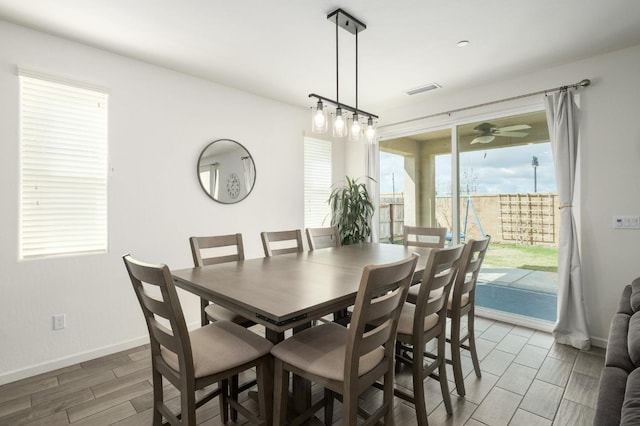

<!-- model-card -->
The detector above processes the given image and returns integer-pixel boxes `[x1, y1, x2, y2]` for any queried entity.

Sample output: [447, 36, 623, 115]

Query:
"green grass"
[484, 242, 558, 272]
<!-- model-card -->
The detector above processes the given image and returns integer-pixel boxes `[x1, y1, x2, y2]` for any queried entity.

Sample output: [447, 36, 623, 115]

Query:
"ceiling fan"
[470, 122, 531, 144]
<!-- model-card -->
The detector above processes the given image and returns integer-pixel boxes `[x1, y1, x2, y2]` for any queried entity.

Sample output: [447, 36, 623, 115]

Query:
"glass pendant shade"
[350, 113, 361, 141]
[366, 117, 376, 143]
[333, 107, 346, 138]
[311, 100, 328, 133]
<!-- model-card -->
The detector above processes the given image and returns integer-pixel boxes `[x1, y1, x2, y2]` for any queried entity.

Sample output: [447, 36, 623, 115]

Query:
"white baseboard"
[590, 336, 608, 349]
[0, 335, 148, 386]
[0, 321, 202, 386]
[476, 307, 555, 332]
[476, 308, 608, 349]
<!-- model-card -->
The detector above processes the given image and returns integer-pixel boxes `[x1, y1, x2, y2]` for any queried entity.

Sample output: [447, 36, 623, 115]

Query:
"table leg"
[266, 323, 314, 419]
[266, 328, 285, 344]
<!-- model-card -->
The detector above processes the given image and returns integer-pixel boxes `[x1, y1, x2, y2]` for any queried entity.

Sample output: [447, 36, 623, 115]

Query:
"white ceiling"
[2, 0, 640, 117]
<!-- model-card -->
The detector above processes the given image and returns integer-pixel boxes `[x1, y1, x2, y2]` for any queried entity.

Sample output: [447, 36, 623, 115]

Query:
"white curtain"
[545, 89, 590, 350]
[365, 141, 379, 242]
[210, 163, 220, 200]
[242, 156, 254, 196]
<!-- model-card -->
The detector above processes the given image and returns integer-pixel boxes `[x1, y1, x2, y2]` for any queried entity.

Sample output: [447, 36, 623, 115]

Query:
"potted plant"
[328, 176, 375, 245]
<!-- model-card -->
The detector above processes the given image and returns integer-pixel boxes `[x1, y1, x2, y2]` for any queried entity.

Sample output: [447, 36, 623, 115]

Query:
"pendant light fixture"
[309, 8, 378, 143]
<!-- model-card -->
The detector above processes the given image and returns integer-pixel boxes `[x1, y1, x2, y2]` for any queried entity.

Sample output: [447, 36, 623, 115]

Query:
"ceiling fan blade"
[471, 135, 495, 144]
[494, 131, 528, 137]
[497, 124, 531, 132]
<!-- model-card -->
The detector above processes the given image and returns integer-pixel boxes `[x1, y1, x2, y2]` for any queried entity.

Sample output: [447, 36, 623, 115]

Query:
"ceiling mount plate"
[327, 8, 366, 34]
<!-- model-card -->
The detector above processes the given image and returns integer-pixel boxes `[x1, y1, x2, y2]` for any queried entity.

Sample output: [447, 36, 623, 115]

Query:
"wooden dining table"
[171, 242, 433, 416]
[172, 242, 432, 343]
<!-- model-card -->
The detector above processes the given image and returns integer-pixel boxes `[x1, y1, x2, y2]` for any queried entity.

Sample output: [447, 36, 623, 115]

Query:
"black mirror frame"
[196, 139, 256, 204]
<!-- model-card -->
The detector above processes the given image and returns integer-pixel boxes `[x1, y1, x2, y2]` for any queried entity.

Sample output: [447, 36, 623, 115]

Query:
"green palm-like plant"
[328, 176, 375, 245]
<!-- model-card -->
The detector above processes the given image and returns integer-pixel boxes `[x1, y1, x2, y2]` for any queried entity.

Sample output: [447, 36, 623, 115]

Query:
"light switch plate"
[613, 215, 640, 229]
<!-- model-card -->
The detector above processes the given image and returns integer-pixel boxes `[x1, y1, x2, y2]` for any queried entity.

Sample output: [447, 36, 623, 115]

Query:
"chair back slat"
[148, 318, 180, 354]
[364, 288, 405, 323]
[403, 226, 447, 248]
[360, 320, 394, 355]
[190, 234, 244, 267]
[138, 288, 172, 319]
[345, 254, 418, 384]
[306, 226, 341, 250]
[261, 230, 304, 257]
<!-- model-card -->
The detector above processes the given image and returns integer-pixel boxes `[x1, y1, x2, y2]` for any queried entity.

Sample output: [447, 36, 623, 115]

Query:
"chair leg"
[395, 341, 403, 372]
[181, 382, 197, 426]
[450, 314, 466, 397]
[323, 388, 334, 426]
[343, 384, 358, 426]
[230, 375, 239, 421]
[200, 298, 210, 326]
[273, 359, 289, 426]
[152, 370, 163, 426]
[411, 343, 429, 426]
[256, 356, 273, 426]
[220, 379, 229, 424]
[468, 311, 482, 378]
[437, 332, 453, 415]
[383, 368, 395, 425]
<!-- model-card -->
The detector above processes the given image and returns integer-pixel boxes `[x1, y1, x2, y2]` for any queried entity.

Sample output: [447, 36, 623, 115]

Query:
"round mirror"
[197, 139, 256, 204]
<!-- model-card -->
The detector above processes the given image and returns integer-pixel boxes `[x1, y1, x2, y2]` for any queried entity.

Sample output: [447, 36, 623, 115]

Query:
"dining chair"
[306, 226, 350, 324]
[271, 254, 419, 425]
[189, 234, 252, 327]
[261, 229, 304, 257]
[306, 226, 341, 250]
[393, 245, 464, 426]
[447, 236, 491, 397]
[404, 226, 448, 305]
[189, 233, 256, 421]
[123, 255, 273, 426]
[403, 225, 447, 248]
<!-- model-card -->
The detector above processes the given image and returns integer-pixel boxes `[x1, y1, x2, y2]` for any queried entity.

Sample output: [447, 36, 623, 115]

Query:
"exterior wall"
[381, 193, 560, 245]
[436, 194, 560, 245]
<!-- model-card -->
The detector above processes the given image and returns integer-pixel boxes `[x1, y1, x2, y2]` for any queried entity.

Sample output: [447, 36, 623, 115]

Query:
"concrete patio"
[479, 265, 558, 294]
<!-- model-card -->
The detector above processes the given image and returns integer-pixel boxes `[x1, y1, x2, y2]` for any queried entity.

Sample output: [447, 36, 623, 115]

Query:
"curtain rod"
[379, 78, 591, 129]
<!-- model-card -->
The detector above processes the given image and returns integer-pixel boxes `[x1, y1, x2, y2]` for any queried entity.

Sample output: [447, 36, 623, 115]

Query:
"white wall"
[350, 44, 640, 348]
[0, 21, 309, 384]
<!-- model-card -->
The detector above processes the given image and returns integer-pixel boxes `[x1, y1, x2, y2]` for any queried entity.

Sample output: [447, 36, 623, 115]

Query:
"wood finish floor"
[0, 317, 605, 425]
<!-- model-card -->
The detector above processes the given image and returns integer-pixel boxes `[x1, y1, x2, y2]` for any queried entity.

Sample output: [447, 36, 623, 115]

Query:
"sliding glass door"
[379, 109, 559, 328]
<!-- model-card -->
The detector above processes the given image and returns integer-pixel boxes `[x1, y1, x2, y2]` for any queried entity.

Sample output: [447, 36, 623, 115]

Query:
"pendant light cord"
[335, 16, 339, 105]
[355, 29, 358, 114]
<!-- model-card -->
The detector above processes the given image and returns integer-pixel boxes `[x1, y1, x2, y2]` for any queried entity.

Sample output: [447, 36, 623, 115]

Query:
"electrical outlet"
[53, 314, 66, 330]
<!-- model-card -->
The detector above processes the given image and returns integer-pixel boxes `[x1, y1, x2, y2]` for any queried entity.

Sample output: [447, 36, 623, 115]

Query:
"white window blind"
[20, 74, 108, 259]
[304, 138, 332, 228]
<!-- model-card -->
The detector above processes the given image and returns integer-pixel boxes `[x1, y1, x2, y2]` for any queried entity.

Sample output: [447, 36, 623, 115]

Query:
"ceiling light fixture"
[471, 135, 495, 144]
[309, 8, 378, 143]
[457, 40, 470, 47]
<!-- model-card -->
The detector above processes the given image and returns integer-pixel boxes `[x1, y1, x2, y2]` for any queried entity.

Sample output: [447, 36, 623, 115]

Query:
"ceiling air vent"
[404, 83, 441, 96]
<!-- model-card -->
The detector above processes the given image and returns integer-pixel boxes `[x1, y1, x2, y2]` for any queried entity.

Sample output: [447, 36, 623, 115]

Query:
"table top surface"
[172, 243, 432, 330]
